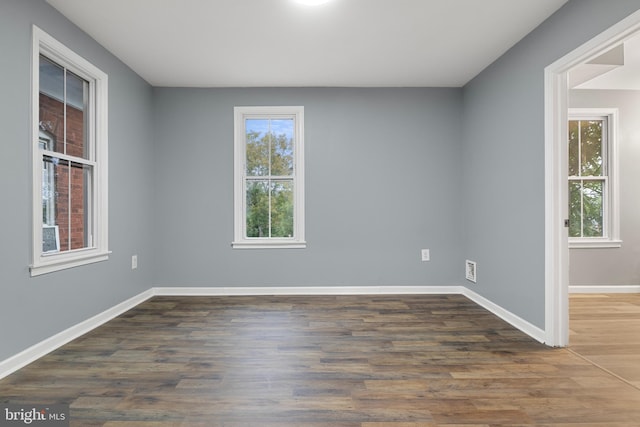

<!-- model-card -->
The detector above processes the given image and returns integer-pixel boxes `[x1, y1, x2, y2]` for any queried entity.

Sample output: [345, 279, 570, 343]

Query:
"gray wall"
[462, 0, 640, 329]
[0, 0, 155, 361]
[569, 89, 640, 286]
[151, 87, 464, 287]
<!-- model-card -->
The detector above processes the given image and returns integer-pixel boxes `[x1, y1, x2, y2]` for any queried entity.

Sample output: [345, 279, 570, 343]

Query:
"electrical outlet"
[131, 255, 138, 270]
[421, 249, 430, 261]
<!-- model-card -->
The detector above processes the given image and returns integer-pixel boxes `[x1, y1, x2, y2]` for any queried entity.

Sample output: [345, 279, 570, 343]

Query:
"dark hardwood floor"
[2, 294, 640, 426]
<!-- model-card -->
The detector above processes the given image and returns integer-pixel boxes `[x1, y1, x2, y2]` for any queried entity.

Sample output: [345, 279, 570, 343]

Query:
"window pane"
[270, 119, 294, 176]
[246, 119, 270, 176]
[66, 71, 90, 160]
[568, 180, 582, 238]
[569, 179, 604, 238]
[568, 120, 579, 176]
[44, 157, 91, 252]
[69, 162, 92, 250]
[270, 181, 294, 238]
[582, 180, 604, 237]
[246, 180, 269, 237]
[49, 157, 70, 251]
[246, 118, 294, 177]
[42, 157, 56, 226]
[39, 56, 90, 160]
[580, 120, 603, 176]
[39, 55, 64, 155]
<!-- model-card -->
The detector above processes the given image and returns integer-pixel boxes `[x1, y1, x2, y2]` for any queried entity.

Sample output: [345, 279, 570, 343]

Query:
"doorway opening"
[545, 9, 640, 347]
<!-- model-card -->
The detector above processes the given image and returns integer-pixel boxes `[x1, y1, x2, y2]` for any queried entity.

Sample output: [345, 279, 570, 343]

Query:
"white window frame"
[233, 106, 305, 249]
[568, 108, 621, 249]
[30, 26, 110, 276]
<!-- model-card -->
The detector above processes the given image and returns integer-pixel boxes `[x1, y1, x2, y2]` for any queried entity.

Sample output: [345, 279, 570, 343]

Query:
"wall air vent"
[465, 260, 477, 283]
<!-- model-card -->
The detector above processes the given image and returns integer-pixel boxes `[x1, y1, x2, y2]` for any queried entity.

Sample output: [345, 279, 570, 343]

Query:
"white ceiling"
[46, 0, 569, 88]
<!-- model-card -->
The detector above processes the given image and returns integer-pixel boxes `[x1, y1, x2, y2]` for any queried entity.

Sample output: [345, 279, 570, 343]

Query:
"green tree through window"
[568, 118, 605, 238]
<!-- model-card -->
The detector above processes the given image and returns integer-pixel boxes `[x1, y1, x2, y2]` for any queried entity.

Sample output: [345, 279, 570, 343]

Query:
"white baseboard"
[152, 285, 465, 296]
[569, 285, 640, 293]
[0, 289, 154, 380]
[462, 288, 546, 344]
[1, 285, 546, 380]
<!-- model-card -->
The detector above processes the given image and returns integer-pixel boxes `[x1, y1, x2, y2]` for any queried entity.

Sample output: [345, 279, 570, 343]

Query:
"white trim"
[544, 9, 640, 348]
[569, 239, 622, 249]
[152, 285, 465, 296]
[569, 285, 640, 294]
[230, 241, 307, 250]
[545, 64, 570, 347]
[462, 288, 546, 344]
[30, 26, 109, 277]
[0, 289, 153, 380]
[233, 106, 305, 249]
[1, 285, 552, 380]
[30, 251, 111, 277]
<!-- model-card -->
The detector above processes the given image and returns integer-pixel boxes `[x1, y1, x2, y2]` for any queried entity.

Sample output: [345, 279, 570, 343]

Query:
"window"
[233, 106, 305, 249]
[31, 26, 109, 276]
[568, 108, 620, 248]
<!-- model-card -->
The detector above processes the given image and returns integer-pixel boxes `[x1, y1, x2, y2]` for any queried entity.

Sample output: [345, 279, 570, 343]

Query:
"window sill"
[569, 239, 622, 249]
[232, 240, 307, 249]
[30, 250, 111, 277]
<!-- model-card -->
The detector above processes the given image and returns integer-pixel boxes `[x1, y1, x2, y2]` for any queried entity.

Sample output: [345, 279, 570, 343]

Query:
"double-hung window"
[31, 26, 109, 276]
[568, 108, 620, 248]
[233, 106, 305, 249]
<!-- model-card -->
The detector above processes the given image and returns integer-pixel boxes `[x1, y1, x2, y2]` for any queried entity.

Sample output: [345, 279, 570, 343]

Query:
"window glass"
[579, 120, 603, 176]
[244, 117, 296, 239]
[246, 180, 269, 237]
[39, 55, 92, 254]
[270, 180, 294, 237]
[568, 117, 608, 240]
[65, 70, 89, 160]
[39, 55, 65, 156]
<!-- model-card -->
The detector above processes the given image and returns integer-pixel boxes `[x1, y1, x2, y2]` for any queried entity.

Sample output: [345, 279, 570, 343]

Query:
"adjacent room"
[2, 0, 640, 424]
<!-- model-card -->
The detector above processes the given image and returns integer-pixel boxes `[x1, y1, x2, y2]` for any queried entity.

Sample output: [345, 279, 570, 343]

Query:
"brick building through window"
[39, 55, 89, 253]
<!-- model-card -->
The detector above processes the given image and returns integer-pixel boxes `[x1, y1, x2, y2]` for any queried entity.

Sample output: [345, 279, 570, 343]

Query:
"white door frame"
[544, 9, 640, 347]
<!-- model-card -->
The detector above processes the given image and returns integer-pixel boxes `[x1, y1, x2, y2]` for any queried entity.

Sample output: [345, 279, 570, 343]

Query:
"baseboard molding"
[462, 288, 547, 344]
[1, 284, 547, 380]
[152, 285, 465, 296]
[0, 289, 154, 380]
[569, 285, 640, 294]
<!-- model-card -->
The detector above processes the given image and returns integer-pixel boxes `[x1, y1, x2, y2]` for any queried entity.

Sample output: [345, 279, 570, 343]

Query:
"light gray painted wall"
[151, 87, 464, 287]
[0, 0, 155, 361]
[462, 0, 640, 329]
[569, 89, 640, 286]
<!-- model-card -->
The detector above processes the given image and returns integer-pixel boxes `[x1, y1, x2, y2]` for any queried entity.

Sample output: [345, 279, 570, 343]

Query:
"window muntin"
[31, 26, 109, 276]
[233, 107, 305, 248]
[568, 109, 620, 248]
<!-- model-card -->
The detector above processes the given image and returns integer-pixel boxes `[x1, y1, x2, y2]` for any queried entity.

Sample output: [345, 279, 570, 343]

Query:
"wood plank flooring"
[569, 293, 640, 389]
[2, 294, 640, 426]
